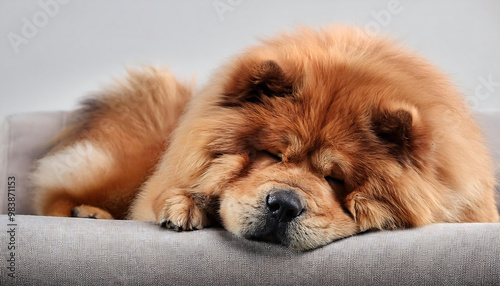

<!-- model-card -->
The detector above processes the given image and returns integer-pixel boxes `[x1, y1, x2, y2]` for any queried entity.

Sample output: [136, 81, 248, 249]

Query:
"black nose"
[266, 189, 305, 223]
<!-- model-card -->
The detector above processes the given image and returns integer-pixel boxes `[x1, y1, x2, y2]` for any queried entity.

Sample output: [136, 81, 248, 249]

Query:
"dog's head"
[200, 28, 437, 250]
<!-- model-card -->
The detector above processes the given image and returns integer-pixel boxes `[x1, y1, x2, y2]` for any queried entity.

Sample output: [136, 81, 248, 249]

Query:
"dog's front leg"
[153, 188, 213, 231]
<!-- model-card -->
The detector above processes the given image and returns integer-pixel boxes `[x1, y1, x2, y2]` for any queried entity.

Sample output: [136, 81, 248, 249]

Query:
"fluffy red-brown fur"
[32, 26, 498, 250]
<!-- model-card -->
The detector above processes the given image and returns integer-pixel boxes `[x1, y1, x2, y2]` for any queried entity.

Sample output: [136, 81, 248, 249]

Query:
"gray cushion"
[0, 112, 71, 215]
[1, 215, 499, 285]
[1, 111, 499, 285]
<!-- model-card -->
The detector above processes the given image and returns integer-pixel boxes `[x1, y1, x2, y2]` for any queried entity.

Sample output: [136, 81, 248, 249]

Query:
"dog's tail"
[31, 66, 192, 219]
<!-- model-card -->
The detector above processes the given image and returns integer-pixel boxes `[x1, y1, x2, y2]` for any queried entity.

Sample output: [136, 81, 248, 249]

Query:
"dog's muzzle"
[250, 188, 305, 245]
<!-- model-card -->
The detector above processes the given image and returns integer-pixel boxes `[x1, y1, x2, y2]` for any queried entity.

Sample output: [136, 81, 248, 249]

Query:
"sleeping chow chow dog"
[32, 26, 499, 250]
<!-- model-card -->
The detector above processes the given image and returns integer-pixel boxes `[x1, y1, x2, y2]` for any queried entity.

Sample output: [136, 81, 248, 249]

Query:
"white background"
[1, 0, 499, 119]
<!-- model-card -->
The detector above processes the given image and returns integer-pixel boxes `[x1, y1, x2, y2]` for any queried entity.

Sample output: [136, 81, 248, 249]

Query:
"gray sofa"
[1, 111, 499, 285]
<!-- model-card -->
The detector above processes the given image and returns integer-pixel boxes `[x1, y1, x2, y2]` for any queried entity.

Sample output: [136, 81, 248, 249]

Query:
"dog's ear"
[220, 60, 297, 107]
[371, 105, 430, 166]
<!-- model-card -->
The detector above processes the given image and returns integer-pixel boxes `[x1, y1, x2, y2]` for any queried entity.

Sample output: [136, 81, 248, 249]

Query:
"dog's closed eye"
[263, 150, 283, 162]
[325, 176, 344, 185]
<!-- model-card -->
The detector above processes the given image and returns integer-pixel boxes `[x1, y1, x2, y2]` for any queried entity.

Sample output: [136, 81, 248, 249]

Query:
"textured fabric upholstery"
[1, 216, 499, 285]
[0, 111, 71, 215]
[1, 111, 499, 285]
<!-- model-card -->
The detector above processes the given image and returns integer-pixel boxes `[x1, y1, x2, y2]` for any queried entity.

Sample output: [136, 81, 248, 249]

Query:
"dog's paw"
[71, 205, 114, 219]
[157, 195, 209, 231]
